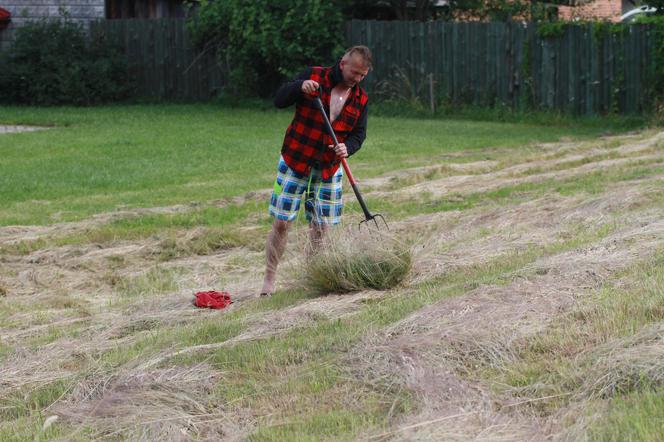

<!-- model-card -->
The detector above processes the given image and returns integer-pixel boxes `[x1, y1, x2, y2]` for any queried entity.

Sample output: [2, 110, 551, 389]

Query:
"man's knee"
[273, 219, 291, 235]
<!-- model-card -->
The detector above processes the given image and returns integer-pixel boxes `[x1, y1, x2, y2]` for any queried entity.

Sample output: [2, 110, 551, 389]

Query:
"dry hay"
[1, 130, 664, 439]
[579, 322, 664, 399]
[53, 364, 251, 441]
[349, 193, 664, 439]
[299, 228, 412, 293]
[368, 130, 664, 202]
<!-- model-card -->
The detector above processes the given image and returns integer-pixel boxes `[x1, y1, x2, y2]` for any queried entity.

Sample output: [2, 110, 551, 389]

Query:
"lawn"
[0, 103, 642, 225]
[1, 104, 663, 441]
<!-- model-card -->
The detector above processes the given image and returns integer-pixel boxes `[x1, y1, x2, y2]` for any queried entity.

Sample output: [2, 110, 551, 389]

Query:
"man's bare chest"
[330, 86, 351, 122]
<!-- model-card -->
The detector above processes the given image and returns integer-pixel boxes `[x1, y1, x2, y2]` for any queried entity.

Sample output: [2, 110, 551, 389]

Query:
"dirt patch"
[0, 125, 50, 134]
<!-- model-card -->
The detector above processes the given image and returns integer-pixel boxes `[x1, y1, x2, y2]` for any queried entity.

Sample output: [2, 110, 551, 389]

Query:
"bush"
[0, 18, 132, 105]
[191, 0, 344, 97]
[634, 15, 664, 120]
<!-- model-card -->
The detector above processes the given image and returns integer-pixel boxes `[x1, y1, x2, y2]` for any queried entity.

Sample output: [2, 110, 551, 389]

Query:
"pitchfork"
[314, 96, 388, 231]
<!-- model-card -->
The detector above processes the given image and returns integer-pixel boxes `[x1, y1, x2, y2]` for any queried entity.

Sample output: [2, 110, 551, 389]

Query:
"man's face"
[340, 55, 370, 88]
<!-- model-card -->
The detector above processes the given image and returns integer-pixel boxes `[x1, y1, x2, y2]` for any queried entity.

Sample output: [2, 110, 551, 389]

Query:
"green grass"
[479, 252, 664, 425]
[0, 103, 645, 226]
[587, 388, 664, 441]
[371, 100, 650, 130]
[1, 103, 662, 440]
[1, 380, 71, 421]
[156, 227, 618, 439]
[3, 197, 659, 440]
[111, 266, 182, 300]
[0, 417, 87, 442]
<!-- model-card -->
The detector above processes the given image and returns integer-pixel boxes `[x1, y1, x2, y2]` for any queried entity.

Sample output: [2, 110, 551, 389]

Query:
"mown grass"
[587, 388, 664, 441]
[1, 103, 661, 440]
[3, 227, 590, 440]
[67, 151, 652, 260]
[110, 266, 183, 300]
[156, 222, 621, 440]
[2, 190, 657, 440]
[1, 379, 71, 421]
[303, 230, 412, 293]
[478, 251, 664, 434]
[0, 200, 267, 257]
[0, 103, 646, 226]
[5, 153, 659, 262]
[358, 163, 664, 222]
[0, 417, 87, 442]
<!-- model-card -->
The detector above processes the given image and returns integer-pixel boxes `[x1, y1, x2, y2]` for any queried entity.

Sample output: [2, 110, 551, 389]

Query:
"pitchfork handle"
[314, 97, 373, 221]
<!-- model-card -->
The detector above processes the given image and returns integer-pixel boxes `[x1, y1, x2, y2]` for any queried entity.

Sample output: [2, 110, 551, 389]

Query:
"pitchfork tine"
[359, 213, 389, 231]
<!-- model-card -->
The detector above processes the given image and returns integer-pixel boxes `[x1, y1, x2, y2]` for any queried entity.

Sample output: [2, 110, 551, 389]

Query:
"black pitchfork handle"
[313, 96, 387, 229]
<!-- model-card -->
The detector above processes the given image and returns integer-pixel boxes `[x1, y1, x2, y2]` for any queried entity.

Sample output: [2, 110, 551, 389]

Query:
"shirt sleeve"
[274, 68, 313, 108]
[345, 101, 368, 157]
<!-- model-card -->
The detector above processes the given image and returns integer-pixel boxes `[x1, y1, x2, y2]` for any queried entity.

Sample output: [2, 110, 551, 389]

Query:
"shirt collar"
[331, 61, 343, 87]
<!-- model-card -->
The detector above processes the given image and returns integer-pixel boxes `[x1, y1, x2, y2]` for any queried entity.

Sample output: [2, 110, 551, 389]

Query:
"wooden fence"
[91, 19, 224, 100]
[91, 19, 658, 114]
[348, 20, 657, 114]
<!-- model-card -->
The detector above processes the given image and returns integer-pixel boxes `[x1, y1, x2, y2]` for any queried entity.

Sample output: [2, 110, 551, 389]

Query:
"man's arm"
[274, 68, 313, 108]
[345, 102, 368, 156]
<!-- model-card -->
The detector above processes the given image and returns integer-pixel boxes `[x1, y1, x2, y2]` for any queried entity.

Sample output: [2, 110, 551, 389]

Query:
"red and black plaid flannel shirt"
[274, 64, 368, 179]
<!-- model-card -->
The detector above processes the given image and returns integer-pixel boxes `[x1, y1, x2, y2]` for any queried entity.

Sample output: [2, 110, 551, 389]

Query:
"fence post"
[429, 73, 435, 115]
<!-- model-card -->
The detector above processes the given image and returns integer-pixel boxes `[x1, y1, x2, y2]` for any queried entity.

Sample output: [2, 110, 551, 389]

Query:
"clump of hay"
[302, 228, 412, 293]
[580, 323, 664, 399]
[55, 364, 231, 439]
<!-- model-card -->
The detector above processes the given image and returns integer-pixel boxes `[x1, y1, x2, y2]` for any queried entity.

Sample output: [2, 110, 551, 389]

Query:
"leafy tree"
[387, 0, 438, 20]
[649, 0, 664, 14]
[446, 0, 530, 21]
[191, 0, 344, 97]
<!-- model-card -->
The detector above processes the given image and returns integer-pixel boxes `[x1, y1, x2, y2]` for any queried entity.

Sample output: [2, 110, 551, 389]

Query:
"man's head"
[339, 46, 372, 88]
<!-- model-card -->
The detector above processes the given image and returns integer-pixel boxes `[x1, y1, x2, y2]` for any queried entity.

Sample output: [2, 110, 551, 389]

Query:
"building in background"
[557, 0, 639, 21]
[0, 0, 188, 49]
[106, 0, 187, 19]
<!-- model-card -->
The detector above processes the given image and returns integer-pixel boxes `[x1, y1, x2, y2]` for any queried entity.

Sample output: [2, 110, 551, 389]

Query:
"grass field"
[0, 104, 642, 225]
[1, 104, 663, 440]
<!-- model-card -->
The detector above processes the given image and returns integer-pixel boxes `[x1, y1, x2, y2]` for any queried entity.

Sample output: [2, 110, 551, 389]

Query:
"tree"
[191, 0, 344, 97]
[649, 0, 664, 14]
[388, 0, 437, 20]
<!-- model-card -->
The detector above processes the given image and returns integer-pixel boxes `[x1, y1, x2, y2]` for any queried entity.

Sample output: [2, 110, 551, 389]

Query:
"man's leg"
[261, 219, 291, 295]
[305, 166, 342, 255]
[307, 222, 328, 256]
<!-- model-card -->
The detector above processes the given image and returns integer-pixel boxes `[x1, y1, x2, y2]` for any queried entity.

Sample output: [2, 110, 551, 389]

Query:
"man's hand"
[301, 80, 319, 95]
[329, 143, 348, 158]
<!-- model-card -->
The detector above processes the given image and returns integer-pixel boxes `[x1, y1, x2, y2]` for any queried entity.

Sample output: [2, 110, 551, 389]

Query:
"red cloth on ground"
[194, 291, 232, 309]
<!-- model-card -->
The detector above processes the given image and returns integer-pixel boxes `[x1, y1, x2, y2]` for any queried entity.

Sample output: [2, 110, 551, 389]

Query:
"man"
[260, 46, 372, 297]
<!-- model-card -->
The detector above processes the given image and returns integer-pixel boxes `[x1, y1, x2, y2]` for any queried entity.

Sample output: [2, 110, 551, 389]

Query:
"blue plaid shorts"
[269, 156, 343, 225]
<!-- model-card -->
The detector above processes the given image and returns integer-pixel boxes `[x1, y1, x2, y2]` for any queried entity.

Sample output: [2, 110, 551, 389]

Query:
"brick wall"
[558, 0, 629, 22]
[0, 0, 105, 49]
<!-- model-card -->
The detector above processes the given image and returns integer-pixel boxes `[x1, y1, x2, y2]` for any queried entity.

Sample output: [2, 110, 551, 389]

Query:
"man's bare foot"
[259, 282, 274, 297]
